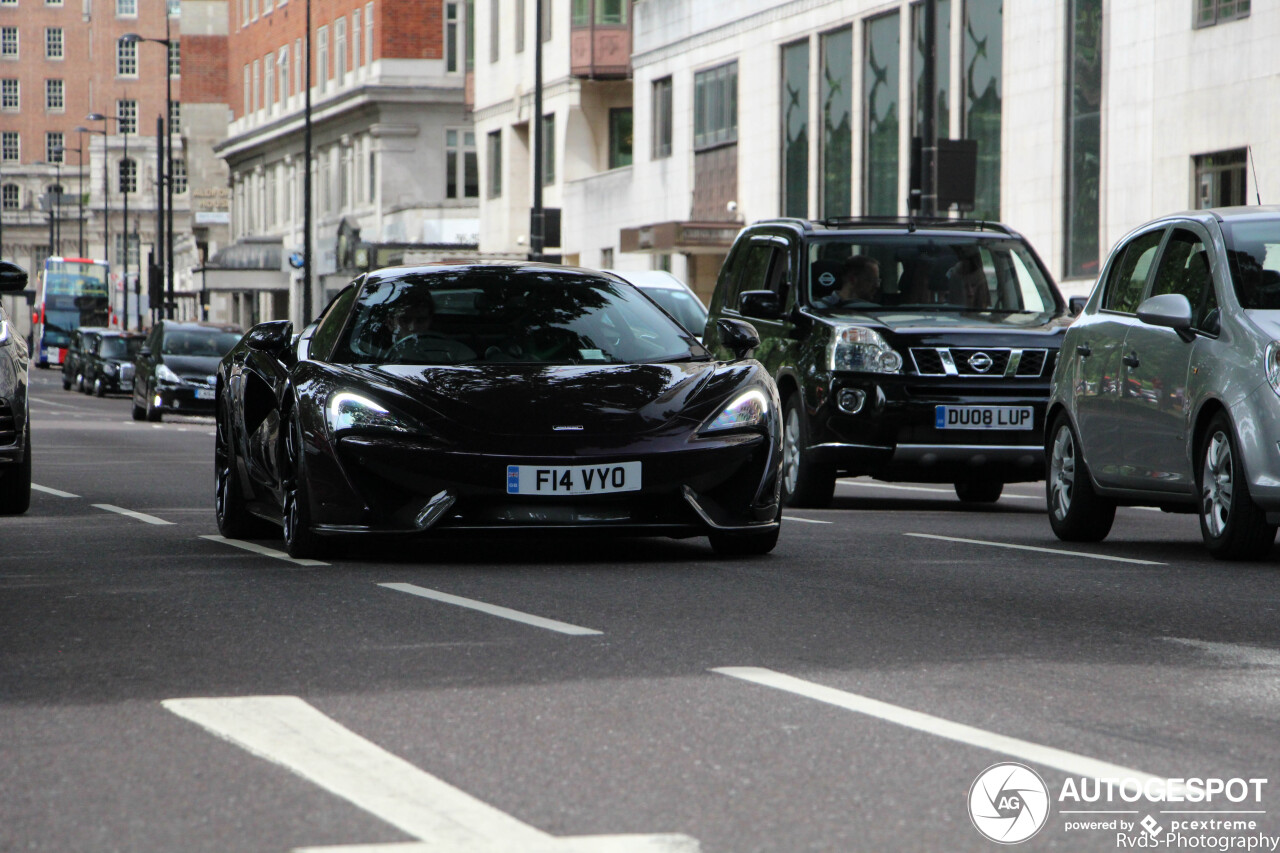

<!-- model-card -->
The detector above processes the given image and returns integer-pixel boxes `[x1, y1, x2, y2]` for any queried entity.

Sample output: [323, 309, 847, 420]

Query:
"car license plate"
[935, 405, 1033, 430]
[506, 462, 641, 495]
[195, 389, 215, 400]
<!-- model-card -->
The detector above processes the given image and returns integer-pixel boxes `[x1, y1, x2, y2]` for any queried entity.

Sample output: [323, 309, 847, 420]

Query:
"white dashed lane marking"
[199, 534, 329, 567]
[380, 582, 602, 636]
[92, 504, 175, 525]
[32, 483, 79, 498]
[905, 532, 1165, 565]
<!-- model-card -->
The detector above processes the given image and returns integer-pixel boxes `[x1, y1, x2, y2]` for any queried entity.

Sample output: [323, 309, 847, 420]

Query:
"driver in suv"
[702, 217, 1072, 507]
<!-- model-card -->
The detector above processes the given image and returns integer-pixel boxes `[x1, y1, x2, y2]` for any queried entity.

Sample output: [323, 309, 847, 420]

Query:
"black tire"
[76, 372, 86, 393]
[780, 395, 835, 508]
[709, 525, 780, 556]
[93, 375, 105, 397]
[61, 375, 71, 391]
[282, 415, 323, 559]
[0, 417, 31, 515]
[1198, 412, 1276, 561]
[955, 479, 1003, 503]
[1046, 412, 1116, 542]
[214, 400, 274, 539]
[131, 398, 146, 421]
[145, 385, 162, 422]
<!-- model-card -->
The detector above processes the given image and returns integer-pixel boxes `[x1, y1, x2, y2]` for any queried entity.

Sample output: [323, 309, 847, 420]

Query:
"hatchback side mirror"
[0, 260, 28, 293]
[245, 320, 293, 357]
[1068, 295, 1088, 316]
[1136, 293, 1195, 342]
[716, 318, 761, 360]
[738, 290, 783, 321]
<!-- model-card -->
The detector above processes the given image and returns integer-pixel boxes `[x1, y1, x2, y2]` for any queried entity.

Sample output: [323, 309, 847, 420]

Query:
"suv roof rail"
[816, 216, 1015, 235]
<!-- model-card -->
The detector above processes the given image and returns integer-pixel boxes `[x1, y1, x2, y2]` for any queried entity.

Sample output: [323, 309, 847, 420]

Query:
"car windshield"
[806, 235, 1059, 315]
[641, 287, 709, 336]
[1223, 220, 1280, 309]
[161, 330, 242, 357]
[332, 268, 707, 366]
[99, 337, 143, 359]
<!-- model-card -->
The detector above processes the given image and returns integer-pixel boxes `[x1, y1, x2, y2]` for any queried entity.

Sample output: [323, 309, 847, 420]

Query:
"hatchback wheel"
[780, 397, 835, 508]
[1198, 413, 1275, 560]
[1046, 412, 1115, 542]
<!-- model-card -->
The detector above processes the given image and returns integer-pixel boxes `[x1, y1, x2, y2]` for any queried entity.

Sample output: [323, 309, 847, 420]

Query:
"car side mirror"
[738, 290, 783, 321]
[245, 320, 294, 357]
[1136, 293, 1195, 342]
[716, 317, 761, 360]
[0, 260, 28, 293]
[1068, 295, 1088, 316]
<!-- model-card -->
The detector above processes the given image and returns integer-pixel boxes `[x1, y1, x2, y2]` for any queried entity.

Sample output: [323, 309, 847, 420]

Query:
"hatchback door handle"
[1123, 352, 1140, 368]
[1076, 344, 1092, 357]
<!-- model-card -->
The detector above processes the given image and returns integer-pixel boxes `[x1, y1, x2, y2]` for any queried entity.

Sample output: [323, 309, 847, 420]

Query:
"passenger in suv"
[703, 217, 1071, 507]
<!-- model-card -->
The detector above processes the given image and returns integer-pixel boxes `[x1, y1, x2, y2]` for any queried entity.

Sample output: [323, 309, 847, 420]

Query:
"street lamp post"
[75, 123, 109, 285]
[52, 159, 63, 251]
[86, 113, 129, 329]
[303, 0, 313, 323]
[121, 26, 174, 320]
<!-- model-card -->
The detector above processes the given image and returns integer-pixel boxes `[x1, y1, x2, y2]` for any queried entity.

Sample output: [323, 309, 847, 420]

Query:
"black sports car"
[0, 260, 31, 514]
[215, 263, 783, 558]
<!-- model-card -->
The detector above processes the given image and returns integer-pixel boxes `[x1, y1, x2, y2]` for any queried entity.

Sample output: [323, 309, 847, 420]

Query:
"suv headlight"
[105, 363, 119, 375]
[831, 326, 903, 373]
[1266, 342, 1280, 397]
[156, 364, 182, 384]
[326, 391, 416, 434]
[700, 388, 771, 434]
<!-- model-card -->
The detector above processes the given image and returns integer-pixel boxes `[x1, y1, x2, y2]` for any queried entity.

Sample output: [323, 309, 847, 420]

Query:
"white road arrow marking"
[163, 696, 698, 853]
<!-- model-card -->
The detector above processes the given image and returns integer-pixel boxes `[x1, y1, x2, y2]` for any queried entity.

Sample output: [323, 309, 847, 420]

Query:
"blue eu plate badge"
[506, 465, 520, 494]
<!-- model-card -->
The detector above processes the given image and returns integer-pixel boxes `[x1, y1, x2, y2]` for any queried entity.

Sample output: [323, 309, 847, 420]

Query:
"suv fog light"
[837, 388, 867, 415]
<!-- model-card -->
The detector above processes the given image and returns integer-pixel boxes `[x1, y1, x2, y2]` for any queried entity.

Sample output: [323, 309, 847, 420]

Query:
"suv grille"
[910, 347, 1051, 378]
[0, 401, 15, 446]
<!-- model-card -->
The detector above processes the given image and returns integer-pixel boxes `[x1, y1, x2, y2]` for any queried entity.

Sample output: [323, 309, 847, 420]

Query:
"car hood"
[160, 355, 223, 378]
[814, 308, 1070, 333]
[358, 361, 722, 435]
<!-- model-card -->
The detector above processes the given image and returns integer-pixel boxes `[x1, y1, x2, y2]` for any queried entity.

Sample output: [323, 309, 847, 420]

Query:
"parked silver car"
[1046, 206, 1280, 559]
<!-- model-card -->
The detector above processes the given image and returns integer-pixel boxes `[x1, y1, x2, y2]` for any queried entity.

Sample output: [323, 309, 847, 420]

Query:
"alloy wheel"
[1202, 430, 1233, 539]
[782, 408, 801, 497]
[1049, 424, 1075, 520]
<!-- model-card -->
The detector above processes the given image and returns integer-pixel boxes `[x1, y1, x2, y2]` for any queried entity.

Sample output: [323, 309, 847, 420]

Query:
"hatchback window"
[1223, 220, 1280, 309]
[1150, 229, 1218, 331]
[643, 288, 708, 335]
[1103, 229, 1163, 314]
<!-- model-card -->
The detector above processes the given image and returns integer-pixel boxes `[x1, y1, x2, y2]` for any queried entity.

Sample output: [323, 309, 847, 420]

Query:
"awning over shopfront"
[619, 221, 742, 255]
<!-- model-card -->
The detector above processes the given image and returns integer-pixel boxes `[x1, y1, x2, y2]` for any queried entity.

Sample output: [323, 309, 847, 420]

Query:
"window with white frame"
[46, 131, 63, 161]
[1, 27, 16, 58]
[263, 0, 272, 13]
[45, 27, 62, 59]
[243, 64, 250, 115]
[1196, 0, 1249, 27]
[278, 48, 289, 102]
[1, 184, 18, 209]
[251, 0, 258, 20]
[47, 0, 65, 6]
[167, 0, 180, 15]
[365, 3, 373, 67]
[293, 38, 302, 94]
[335, 16, 346, 81]
[446, 129, 477, 198]
[240, 0, 247, 27]
[117, 98, 136, 134]
[118, 157, 136, 194]
[317, 25, 328, 92]
[171, 157, 187, 193]
[445, 1, 460, 72]
[169, 40, 180, 77]
[1, 132, 17, 161]
[169, 100, 180, 133]
[45, 78, 63, 112]
[117, 38, 137, 76]
[1, 79, 17, 111]
[251, 59, 259, 112]
[352, 13, 361, 69]
[116, 0, 136, 16]
[263, 53, 273, 111]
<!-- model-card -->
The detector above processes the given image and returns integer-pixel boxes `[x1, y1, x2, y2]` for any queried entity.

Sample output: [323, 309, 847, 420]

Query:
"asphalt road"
[5, 368, 1280, 852]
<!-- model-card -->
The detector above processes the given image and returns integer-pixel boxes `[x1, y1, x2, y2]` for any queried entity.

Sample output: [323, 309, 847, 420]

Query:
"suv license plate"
[935, 405, 1033, 430]
[507, 462, 642, 495]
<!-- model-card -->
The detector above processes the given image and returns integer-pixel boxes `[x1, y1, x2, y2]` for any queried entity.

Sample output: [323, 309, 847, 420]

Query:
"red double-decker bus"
[34, 256, 111, 367]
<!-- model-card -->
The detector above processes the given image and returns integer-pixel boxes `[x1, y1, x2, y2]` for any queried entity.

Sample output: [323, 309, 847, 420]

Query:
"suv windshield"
[1223, 219, 1280, 309]
[806, 235, 1058, 315]
[162, 330, 242, 357]
[333, 269, 707, 366]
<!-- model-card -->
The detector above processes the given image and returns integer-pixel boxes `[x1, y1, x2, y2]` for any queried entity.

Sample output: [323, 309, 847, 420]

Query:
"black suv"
[703, 217, 1071, 507]
[0, 260, 31, 514]
[84, 330, 145, 396]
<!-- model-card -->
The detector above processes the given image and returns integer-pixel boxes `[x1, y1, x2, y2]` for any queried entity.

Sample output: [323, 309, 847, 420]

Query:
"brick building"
[0, 0, 194, 333]
[212, 0, 477, 329]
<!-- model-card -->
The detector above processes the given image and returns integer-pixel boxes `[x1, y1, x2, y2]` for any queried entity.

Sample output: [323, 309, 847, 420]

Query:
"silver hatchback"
[1047, 206, 1280, 559]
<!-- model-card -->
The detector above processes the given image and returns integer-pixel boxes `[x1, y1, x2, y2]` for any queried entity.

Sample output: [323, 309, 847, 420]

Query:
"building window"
[822, 26, 853, 219]
[45, 27, 63, 60]
[515, 0, 524, 52]
[446, 1, 461, 73]
[293, 39, 302, 94]
[46, 131, 63, 161]
[263, 53, 273, 111]
[446, 128, 477, 198]
[117, 38, 138, 77]
[335, 16, 347, 80]
[781, 39, 809, 219]
[352, 13, 361, 69]
[1, 131, 17, 161]
[601, 247, 614, 267]
[169, 40, 181, 77]
[168, 0, 180, 14]
[243, 64, 250, 115]
[863, 14, 898, 216]
[251, 59, 260, 111]
[911, 0, 951, 141]
[964, 0, 1002, 219]
[116, 0, 137, 15]
[365, 3, 373, 66]
[486, 129, 501, 198]
[693, 61, 737, 150]
[278, 48, 290, 101]
[1065, 0, 1101, 278]
[1194, 149, 1247, 208]
[45, 78, 63, 112]
[541, 113, 555, 185]
[172, 157, 187, 193]
[117, 98, 136, 134]
[1, 78, 17, 111]
[1, 184, 18, 210]
[118, 157, 136, 194]
[1196, 0, 1249, 27]
[114, 233, 140, 267]
[317, 25, 328, 92]
[651, 76, 672, 159]
[170, 100, 181, 133]
[489, 0, 498, 62]
[1, 27, 17, 59]
[608, 107, 632, 169]
[596, 0, 626, 25]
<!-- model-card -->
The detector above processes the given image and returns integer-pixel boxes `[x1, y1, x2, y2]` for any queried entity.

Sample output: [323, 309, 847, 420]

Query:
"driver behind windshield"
[815, 255, 881, 309]
[386, 293, 476, 363]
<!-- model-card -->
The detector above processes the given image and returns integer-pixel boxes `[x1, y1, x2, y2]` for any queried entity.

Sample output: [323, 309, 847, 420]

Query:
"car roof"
[1145, 205, 1280, 226]
[98, 330, 145, 338]
[748, 216, 1022, 238]
[159, 321, 242, 333]
[601, 269, 693, 291]
[363, 261, 635, 290]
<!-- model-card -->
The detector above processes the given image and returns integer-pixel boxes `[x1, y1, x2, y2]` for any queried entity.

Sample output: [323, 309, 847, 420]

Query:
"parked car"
[61, 327, 104, 392]
[0, 260, 31, 514]
[702, 216, 1071, 507]
[215, 262, 781, 558]
[606, 269, 709, 342]
[132, 321, 243, 422]
[84, 330, 145, 397]
[1047, 205, 1280, 560]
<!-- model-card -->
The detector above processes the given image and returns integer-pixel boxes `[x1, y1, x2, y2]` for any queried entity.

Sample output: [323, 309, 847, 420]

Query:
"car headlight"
[326, 391, 415, 434]
[831, 326, 903, 373]
[156, 364, 182, 384]
[1266, 342, 1280, 397]
[105, 363, 119, 375]
[700, 388, 770, 434]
